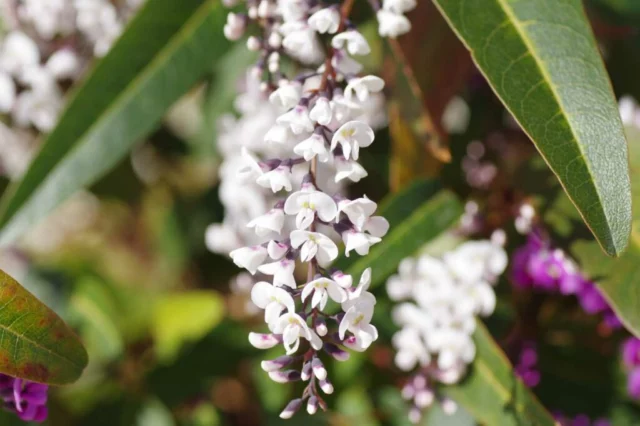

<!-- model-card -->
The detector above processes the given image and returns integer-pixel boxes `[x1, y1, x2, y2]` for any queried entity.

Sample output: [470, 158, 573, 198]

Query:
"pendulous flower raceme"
[386, 235, 507, 424]
[217, 0, 416, 419]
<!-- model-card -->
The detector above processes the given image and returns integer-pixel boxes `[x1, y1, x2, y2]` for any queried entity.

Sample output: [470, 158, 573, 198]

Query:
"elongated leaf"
[0, 0, 228, 245]
[433, 0, 632, 256]
[0, 270, 87, 384]
[572, 125, 640, 336]
[335, 180, 460, 288]
[443, 323, 556, 426]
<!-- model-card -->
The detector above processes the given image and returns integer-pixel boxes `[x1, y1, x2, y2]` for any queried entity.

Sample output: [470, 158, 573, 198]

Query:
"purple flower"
[623, 338, 640, 368]
[577, 283, 609, 315]
[514, 341, 540, 388]
[0, 374, 48, 423]
[628, 367, 640, 399]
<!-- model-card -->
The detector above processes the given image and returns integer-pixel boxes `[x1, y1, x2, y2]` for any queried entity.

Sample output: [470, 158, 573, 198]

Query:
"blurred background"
[1, 0, 640, 425]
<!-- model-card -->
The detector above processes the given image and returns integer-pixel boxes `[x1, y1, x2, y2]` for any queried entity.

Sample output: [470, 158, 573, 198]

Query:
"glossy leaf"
[0, 0, 228, 245]
[335, 181, 461, 288]
[433, 0, 632, 256]
[572, 125, 640, 336]
[0, 270, 87, 384]
[443, 323, 556, 425]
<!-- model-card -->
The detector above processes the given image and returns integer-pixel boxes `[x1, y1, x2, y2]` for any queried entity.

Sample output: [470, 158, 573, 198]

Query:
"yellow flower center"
[341, 128, 355, 138]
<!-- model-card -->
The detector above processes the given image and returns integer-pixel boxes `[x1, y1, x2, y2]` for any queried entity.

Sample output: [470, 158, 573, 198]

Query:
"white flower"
[269, 81, 302, 110]
[393, 327, 430, 371]
[309, 97, 332, 125]
[0, 72, 16, 113]
[332, 270, 353, 289]
[268, 240, 290, 260]
[331, 93, 362, 123]
[338, 196, 377, 228]
[205, 223, 242, 254]
[247, 208, 285, 236]
[334, 157, 368, 183]
[383, 0, 417, 14]
[256, 166, 293, 192]
[0, 31, 40, 76]
[343, 230, 381, 257]
[224, 12, 246, 40]
[12, 86, 63, 132]
[237, 147, 265, 181]
[265, 124, 293, 145]
[251, 281, 296, 328]
[339, 296, 378, 352]
[377, 9, 412, 38]
[332, 51, 363, 76]
[427, 329, 476, 370]
[347, 268, 372, 300]
[258, 259, 297, 289]
[249, 332, 280, 349]
[443, 241, 507, 284]
[345, 76, 385, 103]
[332, 30, 371, 56]
[290, 230, 339, 266]
[230, 245, 268, 274]
[284, 188, 338, 230]
[273, 312, 323, 354]
[45, 48, 80, 80]
[301, 277, 347, 310]
[364, 216, 389, 238]
[331, 121, 375, 160]
[281, 23, 324, 64]
[277, 105, 315, 134]
[293, 134, 330, 162]
[308, 8, 341, 34]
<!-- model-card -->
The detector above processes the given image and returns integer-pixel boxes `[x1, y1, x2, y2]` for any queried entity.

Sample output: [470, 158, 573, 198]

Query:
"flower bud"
[307, 396, 319, 415]
[268, 370, 301, 383]
[441, 397, 458, 415]
[311, 357, 327, 381]
[324, 343, 350, 362]
[301, 361, 312, 381]
[280, 398, 303, 419]
[261, 355, 294, 372]
[314, 317, 328, 337]
[319, 378, 334, 394]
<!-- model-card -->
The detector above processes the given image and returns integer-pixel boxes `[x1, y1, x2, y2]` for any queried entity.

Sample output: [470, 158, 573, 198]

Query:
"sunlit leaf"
[0, 270, 87, 384]
[434, 0, 632, 256]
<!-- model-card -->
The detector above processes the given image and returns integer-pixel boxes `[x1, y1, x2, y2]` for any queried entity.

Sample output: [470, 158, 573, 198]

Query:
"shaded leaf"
[572, 125, 640, 336]
[443, 323, 556, 426]
[433, 0, 632, 256]
[0, 0, 228, 245]
[0, 269, 87, 384]
[152, 290, 225, 362]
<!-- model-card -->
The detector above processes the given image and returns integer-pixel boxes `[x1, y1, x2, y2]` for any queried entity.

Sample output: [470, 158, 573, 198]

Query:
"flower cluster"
[0, 374, 48, 423]
[0, 0, 144, 177]
[215, 0, 417, 419]
[386, 236, 507, 423]
[513, 340, 540, 388]
[511, 227, 621, 329]
[622, 337, 640, 399]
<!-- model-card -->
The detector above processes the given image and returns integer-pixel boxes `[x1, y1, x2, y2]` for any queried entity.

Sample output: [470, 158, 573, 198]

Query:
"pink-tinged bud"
[268, 370, 301, 383]
[401, 383, 415, 400]
[324, 343, 350, 362]
[315, 318, 328, 336]
[261, 355, 294, 372]
[440, 397, 458, 415]
[249, 332, 280, 349]
[280, 398, 303, 419]
[319, 378, 334, 394]
[414, 389, 434, 408]
[301, 361, 312, 381]
[311, 358, 327, 381]
[307, 396, 319, 415]
[408, 407, 422, 424]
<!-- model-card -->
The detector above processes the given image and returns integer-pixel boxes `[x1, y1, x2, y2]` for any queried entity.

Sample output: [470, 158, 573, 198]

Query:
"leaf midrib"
[0, 0, 215, 229]
[491, 0, 612, 250]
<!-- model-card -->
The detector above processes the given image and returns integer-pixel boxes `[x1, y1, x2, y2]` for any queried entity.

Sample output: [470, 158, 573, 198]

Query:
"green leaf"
[152, 290, 225, 363]
[0, 269, 87, 385]
[433, 0, 632, 256]
[572, 125, 640, 336]
[443, 323, 556, 426]
[0, 0, 229, 245]
[336, 183, 462, 289]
